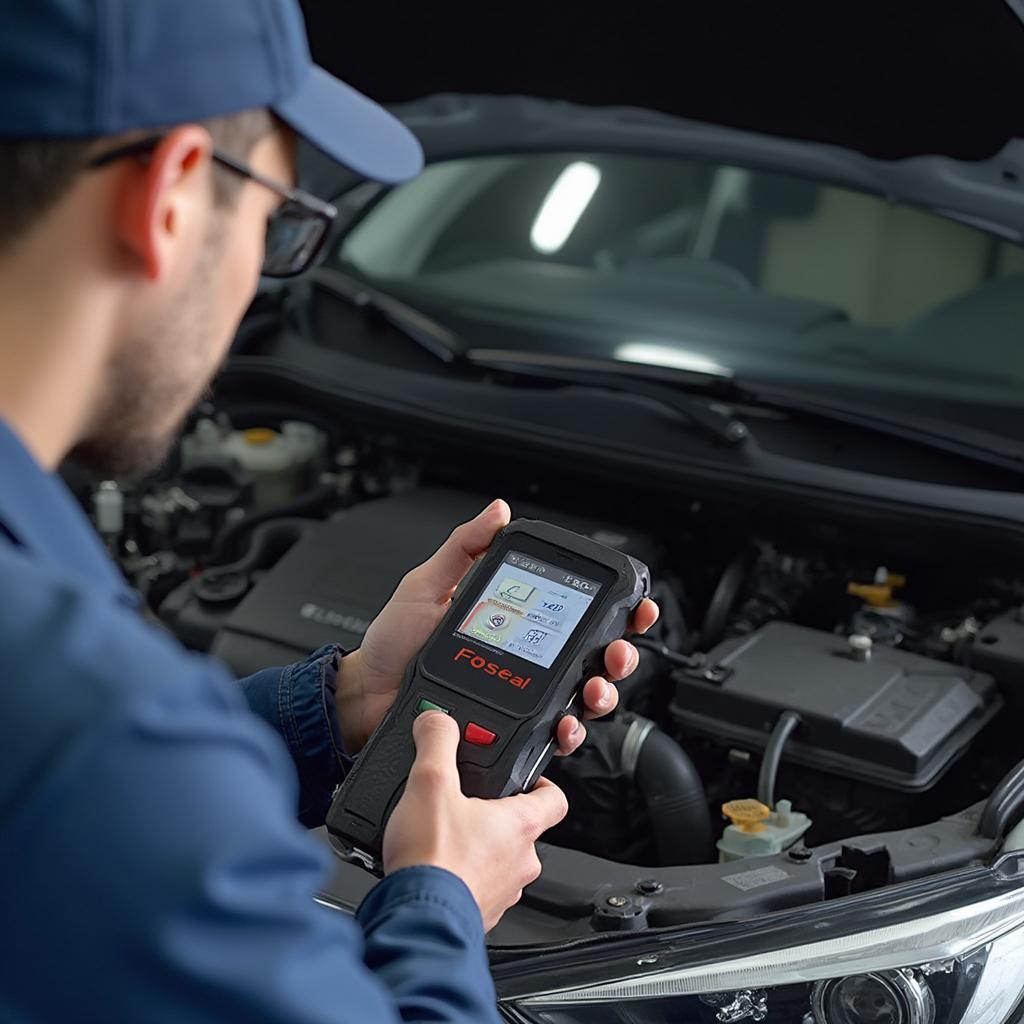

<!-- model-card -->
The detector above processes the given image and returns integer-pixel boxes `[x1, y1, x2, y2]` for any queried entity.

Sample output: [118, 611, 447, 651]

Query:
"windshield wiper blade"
[304, 266, 467, 364]
[468, 350, 750, 447]
[290, 282, 745, 444]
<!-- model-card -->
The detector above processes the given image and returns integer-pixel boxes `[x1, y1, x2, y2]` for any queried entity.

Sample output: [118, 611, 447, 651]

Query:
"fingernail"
[569, 719, 581, 737]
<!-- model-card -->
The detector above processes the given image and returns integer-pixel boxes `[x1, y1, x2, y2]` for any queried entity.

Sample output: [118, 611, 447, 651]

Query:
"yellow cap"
[847, 573, 906, 609]
[722, 799, 771, 833]
[243, 428, 277, 446]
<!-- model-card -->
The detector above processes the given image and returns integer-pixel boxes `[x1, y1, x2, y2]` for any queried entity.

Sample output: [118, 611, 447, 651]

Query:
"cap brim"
[273, 65, 423, 185]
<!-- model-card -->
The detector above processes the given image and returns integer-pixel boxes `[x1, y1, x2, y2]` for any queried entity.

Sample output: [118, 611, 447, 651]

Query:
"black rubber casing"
[326, 519, 650, 873]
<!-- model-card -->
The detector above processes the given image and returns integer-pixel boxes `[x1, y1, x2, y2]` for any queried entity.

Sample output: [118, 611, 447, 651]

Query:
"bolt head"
[726, 421, 748, 443]
[606, 895, 630, 908]
[636, 879, 663, 896]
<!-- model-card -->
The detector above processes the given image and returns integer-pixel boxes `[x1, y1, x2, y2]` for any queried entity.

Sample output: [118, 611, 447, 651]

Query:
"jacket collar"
[0, 419, 137, 607]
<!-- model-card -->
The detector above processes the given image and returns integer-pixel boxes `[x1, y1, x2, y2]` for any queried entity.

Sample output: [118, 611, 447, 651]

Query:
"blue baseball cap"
[0, 0, 423, 185]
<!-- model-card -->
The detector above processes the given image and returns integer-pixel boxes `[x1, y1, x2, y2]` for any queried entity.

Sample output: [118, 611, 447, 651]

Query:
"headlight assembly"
[497, 856, 1024, 1024]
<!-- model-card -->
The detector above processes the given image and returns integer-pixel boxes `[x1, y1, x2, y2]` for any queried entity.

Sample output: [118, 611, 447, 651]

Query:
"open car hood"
[302, 90, 1024, 245]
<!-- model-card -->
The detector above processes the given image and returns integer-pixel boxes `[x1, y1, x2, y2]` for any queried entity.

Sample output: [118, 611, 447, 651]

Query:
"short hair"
[0, 107, 274, 252]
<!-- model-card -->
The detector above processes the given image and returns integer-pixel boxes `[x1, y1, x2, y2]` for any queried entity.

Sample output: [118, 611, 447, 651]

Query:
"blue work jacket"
[0, 419, 499, 1023]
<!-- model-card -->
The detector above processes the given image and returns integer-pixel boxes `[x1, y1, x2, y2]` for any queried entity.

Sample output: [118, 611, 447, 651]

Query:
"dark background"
[300, 1, 1024, 160]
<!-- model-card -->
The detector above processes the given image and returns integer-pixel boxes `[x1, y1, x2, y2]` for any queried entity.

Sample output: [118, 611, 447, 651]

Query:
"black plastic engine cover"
[211, 487, 657, 677]
[671, 621, 1001, 792]
[971, 610, 1024, 712]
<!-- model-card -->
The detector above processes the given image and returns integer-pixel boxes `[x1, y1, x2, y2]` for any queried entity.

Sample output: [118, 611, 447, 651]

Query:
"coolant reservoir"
[217, 422, 325, 508]
[717, 798, 811, 862]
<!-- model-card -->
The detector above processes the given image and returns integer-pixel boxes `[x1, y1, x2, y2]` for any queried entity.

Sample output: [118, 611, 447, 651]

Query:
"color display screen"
[455, 550, 602, 669]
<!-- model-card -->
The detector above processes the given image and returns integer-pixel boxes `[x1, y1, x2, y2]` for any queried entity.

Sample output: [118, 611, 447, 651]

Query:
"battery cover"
[670, 621, 1001, 792]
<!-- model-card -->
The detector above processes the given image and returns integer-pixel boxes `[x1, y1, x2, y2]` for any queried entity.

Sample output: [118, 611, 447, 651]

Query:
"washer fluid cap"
[847, 572, 906, 609]
[243, 428, 277, 446]
[722, 798, 771, 833]
[718, 797, 812, 862]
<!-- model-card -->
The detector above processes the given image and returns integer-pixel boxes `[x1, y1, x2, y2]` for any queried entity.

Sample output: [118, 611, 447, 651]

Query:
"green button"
[417, 698, 449, 715]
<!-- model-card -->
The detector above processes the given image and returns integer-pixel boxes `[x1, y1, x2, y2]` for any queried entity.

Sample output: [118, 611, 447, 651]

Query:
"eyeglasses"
[89, 136, 338, 278]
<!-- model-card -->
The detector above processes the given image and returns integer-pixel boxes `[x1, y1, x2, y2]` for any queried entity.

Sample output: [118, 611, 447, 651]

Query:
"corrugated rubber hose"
[620, 714, 714, 865]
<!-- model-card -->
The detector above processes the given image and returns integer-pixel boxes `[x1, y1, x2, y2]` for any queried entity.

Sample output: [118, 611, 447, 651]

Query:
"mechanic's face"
[73, 127, 294, 477]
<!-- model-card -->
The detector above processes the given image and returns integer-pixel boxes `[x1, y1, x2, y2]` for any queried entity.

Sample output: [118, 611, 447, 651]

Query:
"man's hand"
[383, 711, 569, 931]
[335, 499, 660, 754]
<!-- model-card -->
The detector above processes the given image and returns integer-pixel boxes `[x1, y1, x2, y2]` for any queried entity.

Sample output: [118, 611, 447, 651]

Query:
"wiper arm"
[304, 266, 467, 364]
[510, 351, 1024, 473]
[733, 382, 1024, 475]
[468, 350, 750, 447]
[298, 279, 742, 444]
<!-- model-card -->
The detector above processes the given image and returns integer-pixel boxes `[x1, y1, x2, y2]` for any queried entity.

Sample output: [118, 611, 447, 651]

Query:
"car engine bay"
[79, 402, 1024, 920]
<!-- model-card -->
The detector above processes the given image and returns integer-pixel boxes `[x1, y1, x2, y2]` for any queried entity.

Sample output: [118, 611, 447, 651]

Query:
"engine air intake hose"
[208, 483, 336, 564]
[620, 714, 713, 865]
[980, 756, 1024, 840]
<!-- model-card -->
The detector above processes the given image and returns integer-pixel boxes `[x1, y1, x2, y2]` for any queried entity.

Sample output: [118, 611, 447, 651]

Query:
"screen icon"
[497, 578, 536, 604]
[522, 628, 549, 646]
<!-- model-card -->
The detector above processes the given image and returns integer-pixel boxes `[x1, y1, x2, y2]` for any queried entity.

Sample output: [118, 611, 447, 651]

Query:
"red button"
[464, 722, 497, 746]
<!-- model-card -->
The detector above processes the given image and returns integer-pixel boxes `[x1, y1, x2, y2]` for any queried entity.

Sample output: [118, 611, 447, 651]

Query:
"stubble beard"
[71, 230, 226, 480]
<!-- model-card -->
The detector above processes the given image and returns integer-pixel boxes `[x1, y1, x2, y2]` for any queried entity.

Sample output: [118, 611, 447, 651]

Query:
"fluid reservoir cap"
[722, 799, 771, 833]
[195, 570, 250, 605]
[243, 428, 277, 446]
[847, 573, 906, 609]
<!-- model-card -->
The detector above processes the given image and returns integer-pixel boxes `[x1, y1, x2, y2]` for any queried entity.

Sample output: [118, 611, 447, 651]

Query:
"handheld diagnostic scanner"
[326, 519, 650, 874]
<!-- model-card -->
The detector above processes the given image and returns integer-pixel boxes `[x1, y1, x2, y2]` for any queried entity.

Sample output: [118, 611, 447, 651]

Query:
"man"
[0, 2, 659, 1021]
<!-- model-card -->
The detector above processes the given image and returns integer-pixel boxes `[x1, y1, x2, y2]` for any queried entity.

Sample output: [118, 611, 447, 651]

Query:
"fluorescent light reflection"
[616, 342, 733, 378]
[530, 162, 601, 255]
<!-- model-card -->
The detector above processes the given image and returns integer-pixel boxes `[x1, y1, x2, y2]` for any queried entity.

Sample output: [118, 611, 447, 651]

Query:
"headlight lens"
[501, 860, 1024, 1024]
[813, 971, 937, 1024]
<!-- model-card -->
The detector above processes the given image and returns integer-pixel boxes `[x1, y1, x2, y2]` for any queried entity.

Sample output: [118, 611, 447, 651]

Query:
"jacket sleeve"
[1, 651, 500, 1024]
[238, 643, 353, 826]
[358, 867, 499, 1021]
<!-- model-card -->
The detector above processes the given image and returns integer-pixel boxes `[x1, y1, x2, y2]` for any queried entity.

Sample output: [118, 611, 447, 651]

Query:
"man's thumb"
[410, 711, 461, 782]
[418, 499, 511, 596]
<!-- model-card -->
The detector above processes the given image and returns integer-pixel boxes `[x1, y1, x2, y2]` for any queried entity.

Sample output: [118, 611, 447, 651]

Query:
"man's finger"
[409, 711, 461, 785]
[581, 675, 619, 719]
[413, 499, 512, 598]
[554, 714, 586, 756]
[628, 598, 660, 635]
[601, 639, 638, 682]
[510, 777, 569, 836]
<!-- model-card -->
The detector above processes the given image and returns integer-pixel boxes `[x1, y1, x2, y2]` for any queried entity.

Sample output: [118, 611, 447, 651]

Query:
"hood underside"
[301, 0, 1024, 164]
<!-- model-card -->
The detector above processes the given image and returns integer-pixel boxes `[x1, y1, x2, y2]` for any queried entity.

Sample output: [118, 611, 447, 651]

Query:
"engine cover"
[671, 621, 1001, 792]
[210, 488, 657, 677]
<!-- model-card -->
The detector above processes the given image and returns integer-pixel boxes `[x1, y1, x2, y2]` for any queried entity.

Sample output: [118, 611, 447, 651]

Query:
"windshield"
[336, 152, 1024, 418]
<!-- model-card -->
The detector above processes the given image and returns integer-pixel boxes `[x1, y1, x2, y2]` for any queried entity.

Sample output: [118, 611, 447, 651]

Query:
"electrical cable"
[701, 553, 749, 648]
[632, 635, 703, 669]
[757, 710, 801, 809]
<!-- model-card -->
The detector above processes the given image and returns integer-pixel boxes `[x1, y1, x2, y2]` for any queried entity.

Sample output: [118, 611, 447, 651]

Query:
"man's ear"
[113, 125, 214, 281]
